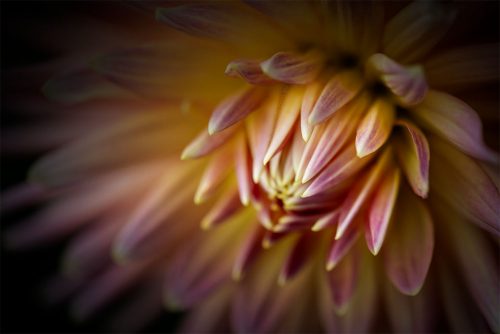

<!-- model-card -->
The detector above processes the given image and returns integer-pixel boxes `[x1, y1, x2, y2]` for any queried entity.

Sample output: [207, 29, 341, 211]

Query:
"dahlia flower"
[2, 1, 499, 333]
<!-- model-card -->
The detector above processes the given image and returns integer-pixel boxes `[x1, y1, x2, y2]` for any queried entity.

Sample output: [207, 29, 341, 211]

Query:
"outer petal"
[412, 90, 498, 162]
[383, 1, 456, 63]
[430, 136, 500, 236]
[181, 124, 239, 160]
[394, 119, 430, 198]
[327, 248, 360, 314]
[383, 187, 434, 295]
[355, 98, 395, 158]
[225, 59, 275, 85]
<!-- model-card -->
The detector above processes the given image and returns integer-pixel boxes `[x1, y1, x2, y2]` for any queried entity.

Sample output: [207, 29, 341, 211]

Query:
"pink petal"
[336, 148, 393, 239]
[312, 210, 338, 232]
[365, 166, 400, 255]
[263, 86, 304, 164]
[326, 225, 360, 270]
[394, 119, 430, 198]
[383, 2, 456, 63]
[327, 249, 360, 313]
[181, 125, 239, 160]
[430, 136, 500, 236]
[368, 53, 428, 106]
[208, 87, 267, 134]
[278, 233, 317, 285]
[225, 59, 275, 85]
[234, 135, 253, 206]
[309, 71, 363, 125]
[412, 90, 498, 163]
[355, 98, 395, 158]
[300, 81, 323, 141]
[261, 50, 325, 84]
[383, 188, 434, 295]
[232, 225, 265, 281]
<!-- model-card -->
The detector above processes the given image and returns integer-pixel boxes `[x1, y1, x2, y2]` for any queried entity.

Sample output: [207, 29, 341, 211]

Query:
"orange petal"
[181, 125, 239, 160]
[261, 50, 325, 84]
[355, 98, 395, 158]
[225, 59, 275, 85]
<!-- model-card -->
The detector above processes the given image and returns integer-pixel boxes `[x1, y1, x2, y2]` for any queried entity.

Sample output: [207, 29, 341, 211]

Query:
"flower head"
[2, 1, 499, 333]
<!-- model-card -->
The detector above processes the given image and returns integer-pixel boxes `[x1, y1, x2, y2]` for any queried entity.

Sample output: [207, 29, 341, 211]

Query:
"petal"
[412, 90, 498, 162]
[300, 81, 323, 141]
[201, 186, 242, 230]
[430, 136, 500, 236]
[326, 226, 360, 270]
[383, 1, 456, 63]
[327, 248, 360, 314]
[309, 71, 363, 125]
[246, 92, 280, 182]
[208, 87, 267, 134]
[365, 166, 400, 255]
[439, 205, 500, 332]
[263, 86, 304, 164]
[156, 3, 290, 56]
[425, 44, 499, 90]
[368, 53, 428, 106]
[355, 98, 395, 158]
[336, 148, 393, 239]
[232, 224, 265, 281]
[278, 233, 317, 285]
[181, 125, 239, 160]
[394, 119, 430, 198]
[194, 145, 234, 204]
[383, 188, 434, 295]
[261, 50, 325, 84]
[234, 135, 253, 206]
[301, 95, 367, 182]
[384, 278, 436, 332]
[225, 59, 275, 85]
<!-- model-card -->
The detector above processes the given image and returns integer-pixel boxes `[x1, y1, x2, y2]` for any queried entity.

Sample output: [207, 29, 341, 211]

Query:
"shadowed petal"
[309, 71, 363, 125]
[208, 87, 267, 134]
[225, 59, 275, 85]
[232, 225, 265, 281]
[383, 188, 434, 295]
[279, 233, 317, 285]
[365, 166, 400, 255]
[430, 136, 500, 236]
[355, 98, 395, 158]
[326, 226, 360, 270]
[394, 119, 430, 198]
[412, 90, 498, 162]
[201, 186, 242, 230]
[300, 81, 323, 140]
[383, 1, 456, 63]
[327, 248, 360, 314]
[261, 50, 325, 84]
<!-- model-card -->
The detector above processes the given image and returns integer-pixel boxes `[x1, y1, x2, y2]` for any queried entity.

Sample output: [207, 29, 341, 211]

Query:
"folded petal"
[355, 98, 395, 158]
[209, 87, 267, 134]
[368, 53, 428, 106]
[383, 188, 434, 295]
[309, 71, 363, 125]
[412, 90, 498, 162]
[394, 119, 430, 198]
[261, 50, 325, 85]
[365, 166, 400, 255]
[430, 136, 500, 236]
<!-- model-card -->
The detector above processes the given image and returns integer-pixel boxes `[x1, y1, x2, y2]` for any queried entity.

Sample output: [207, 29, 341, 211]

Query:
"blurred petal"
[234, 135, 253, 206]
[225, 59, 274, 85]
[300, 81, 323, 141]
[383, 188, 434, 295]
[412, 90, 498, 162]
[430, 136, 500, 236]
[201, 186, 242, 230]
[182, 125, 239, 160]
[327, 248, 360, 314]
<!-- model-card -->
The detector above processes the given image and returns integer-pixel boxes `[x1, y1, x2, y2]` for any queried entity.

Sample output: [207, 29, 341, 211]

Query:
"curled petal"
[383, 188, 434, 295]
[209, 87, 267, 134]
[430, 137, 500, 236]
[365, 166, 400, 255]
[225, 59, 275, 85]
[261, 50, 325, 85]
[383, 1, 456, 63]
[394, 119, 430, 198]
[368, 53, 428, 106]
[309, 71, 363, 125]
[412, 90, 498, 163]
[355, 98, 395, 158]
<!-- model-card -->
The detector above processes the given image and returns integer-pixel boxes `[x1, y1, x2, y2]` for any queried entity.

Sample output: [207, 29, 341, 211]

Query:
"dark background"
[1, 1, 498, 333]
